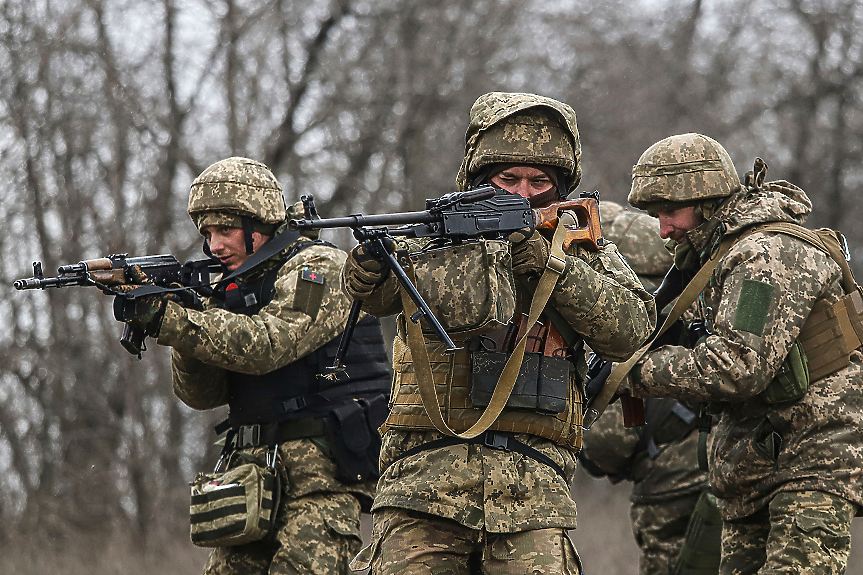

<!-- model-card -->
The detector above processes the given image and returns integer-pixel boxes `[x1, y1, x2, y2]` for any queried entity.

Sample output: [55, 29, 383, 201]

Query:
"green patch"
[294, 267, 325, 319]
[732, 279, 774, 336]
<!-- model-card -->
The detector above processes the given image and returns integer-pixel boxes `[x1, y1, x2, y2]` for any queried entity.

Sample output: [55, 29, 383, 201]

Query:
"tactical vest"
[383, 309, 585, 450]
[216, 242, 391, 427]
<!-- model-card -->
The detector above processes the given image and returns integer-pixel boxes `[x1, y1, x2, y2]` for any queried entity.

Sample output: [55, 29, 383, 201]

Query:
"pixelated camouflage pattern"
[456, 92, 582, 192]
[343, 228, 654, 533]
[630, 183, 863, 520]
[373, 429, 580, 533]
[353, 507, 582, 574]
[630, 492, 702, 575]
[628, 134, 740, 209]
[719, 490, 857, 575]
[203, 442, 367, 574]
[599, 200, 673, 287]
[159, 240, 351, 389]
[189, 157, 287, 224]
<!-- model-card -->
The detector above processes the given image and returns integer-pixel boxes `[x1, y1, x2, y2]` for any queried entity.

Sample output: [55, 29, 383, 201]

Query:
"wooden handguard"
[621, 396, 646, 427]
[534, 197, 603, 251]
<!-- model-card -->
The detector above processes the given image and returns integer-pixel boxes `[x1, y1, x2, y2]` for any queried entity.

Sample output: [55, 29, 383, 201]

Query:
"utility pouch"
[760, 339, 809, 404]
[672, 490, 722, 575]
[189, 454, 280, 548]
[469, 350, 569, 414]
[410, 239, 515, 337]
[325, 394, 388, 484]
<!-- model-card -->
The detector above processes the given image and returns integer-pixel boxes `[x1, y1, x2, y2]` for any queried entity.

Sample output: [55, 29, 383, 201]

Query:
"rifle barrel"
[289, 211, 438, 231]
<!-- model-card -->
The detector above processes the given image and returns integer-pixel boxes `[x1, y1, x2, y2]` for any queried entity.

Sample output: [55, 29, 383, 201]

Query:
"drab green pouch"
[190, 460, 279, 547]
[469, 350, 569, 414]
[761, 339, 809, 404]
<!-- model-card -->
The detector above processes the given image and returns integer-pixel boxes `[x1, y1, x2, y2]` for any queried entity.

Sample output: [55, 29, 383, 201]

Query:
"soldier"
[618, 133, 863, 574]
[344, 92, 656, 574]
[580, 201, 718, 575]
[113, 157, 391, 574]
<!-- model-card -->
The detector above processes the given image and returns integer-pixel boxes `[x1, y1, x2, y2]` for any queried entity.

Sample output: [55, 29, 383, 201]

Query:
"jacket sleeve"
[159, 244, 354, 407]
[631, 233, 841, 402]
[550, 240, 656, 361]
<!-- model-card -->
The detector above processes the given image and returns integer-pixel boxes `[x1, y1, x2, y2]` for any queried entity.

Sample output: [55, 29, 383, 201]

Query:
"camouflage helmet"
[628, 133, 740, 210]
[188, 157, 287, 227]
[456, 92, 582, 193]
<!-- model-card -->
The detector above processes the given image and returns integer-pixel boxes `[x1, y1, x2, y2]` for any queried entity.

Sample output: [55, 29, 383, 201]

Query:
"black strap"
[124, 228, 303, 300]
[387, 431, 567, 481]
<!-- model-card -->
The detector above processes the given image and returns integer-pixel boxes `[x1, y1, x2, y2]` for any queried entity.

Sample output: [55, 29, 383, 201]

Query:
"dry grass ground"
[1, 472, 860, 574]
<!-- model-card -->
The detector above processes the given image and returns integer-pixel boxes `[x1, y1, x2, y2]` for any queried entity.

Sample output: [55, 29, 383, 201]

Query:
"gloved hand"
[111, 265, 193, 336]
[343, 239, 394, 299]
[509, 229, 551, 278]
[113, 293, 171, 336]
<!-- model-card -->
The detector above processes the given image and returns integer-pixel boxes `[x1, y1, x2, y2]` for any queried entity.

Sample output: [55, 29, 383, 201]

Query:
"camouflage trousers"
[351, 507, 583, 575]
[630, 492, 702, 575]
[719, 490, 857, 575]
[203, 491, 363, 575]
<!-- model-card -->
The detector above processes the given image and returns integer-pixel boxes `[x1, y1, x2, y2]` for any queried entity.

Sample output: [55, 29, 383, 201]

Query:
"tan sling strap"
[399, 213, 574, 439]
[582, 235, 738, 429]
[585, 222, 863, 429]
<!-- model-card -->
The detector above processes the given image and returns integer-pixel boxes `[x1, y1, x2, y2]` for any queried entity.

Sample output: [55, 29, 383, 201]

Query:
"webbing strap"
[400, 214, 573, 439]
[583, 235, 737, 428]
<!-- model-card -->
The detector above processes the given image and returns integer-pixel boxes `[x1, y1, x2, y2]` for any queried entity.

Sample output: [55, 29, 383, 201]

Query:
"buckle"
[545, 253, 566, 275]
[482, 431, 511, 451]
[236, 424, 261, 448]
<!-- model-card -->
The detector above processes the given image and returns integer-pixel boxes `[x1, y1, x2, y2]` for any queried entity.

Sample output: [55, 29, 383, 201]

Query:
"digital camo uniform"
[580, 200, 712, 575]
[623, 134, 863, 575]
[345, 92, 656, 574]
[155, 158, 390, 575]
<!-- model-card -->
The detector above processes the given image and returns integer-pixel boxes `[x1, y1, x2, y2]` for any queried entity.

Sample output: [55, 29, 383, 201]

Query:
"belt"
[229, 418, 328, 449]
[387, 431, 567, 481]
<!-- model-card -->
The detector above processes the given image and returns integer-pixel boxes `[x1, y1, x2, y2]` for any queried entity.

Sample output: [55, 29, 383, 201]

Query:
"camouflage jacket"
[353, 231, 655, 532]
[158, 236, 374, 501]
[581, 201, 705, 503]
[629, 184, 863, 519]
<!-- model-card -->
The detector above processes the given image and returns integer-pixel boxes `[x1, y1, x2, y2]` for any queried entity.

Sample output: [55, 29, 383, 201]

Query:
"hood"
[456, 92, 581, 192]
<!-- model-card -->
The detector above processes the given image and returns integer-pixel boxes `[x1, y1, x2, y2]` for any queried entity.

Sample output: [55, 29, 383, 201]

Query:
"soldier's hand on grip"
[509, 229, 551, 278]
[343, 239, 394, 299]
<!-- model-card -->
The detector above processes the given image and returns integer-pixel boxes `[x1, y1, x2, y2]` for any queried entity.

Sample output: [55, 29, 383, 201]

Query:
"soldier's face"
[490, 166, 556, 201]
[653, 206, 702, 243]
[201, 225, 270, 271]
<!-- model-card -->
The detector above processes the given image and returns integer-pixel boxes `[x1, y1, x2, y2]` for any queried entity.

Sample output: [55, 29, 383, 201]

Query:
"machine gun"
[14, 254, 221, 357]
[291, 186, 604, 374]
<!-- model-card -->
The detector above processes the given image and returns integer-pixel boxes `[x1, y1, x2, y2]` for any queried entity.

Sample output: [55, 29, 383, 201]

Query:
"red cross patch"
[301, 267, 324, 284]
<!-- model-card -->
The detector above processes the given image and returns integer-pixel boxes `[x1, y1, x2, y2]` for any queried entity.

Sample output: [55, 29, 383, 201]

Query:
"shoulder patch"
[294, 267, 326, 319]
[732, 279, 774, 336]
[301, 267, 325, 284]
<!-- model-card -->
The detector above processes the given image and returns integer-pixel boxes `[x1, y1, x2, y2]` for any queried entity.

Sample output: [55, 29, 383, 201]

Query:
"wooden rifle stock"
[534, 197, 604, 251]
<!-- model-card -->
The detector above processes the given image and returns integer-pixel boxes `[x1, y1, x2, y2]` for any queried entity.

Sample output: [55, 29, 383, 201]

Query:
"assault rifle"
[14, 254, 221, 357]
[291, 186, 604, 363]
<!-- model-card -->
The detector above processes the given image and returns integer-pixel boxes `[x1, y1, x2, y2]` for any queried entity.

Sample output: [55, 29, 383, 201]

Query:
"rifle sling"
[123, 228, 301, 299]
[588, 222, 862, 428]
[400, 214, 573, 439]
[584, 235, 737, 428]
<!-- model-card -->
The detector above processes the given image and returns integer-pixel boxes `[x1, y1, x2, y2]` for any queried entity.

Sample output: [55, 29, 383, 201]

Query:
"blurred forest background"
[1, 0, 862, 572]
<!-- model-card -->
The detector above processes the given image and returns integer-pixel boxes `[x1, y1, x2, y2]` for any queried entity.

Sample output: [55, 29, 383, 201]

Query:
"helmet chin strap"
[242, 216, 255, 255]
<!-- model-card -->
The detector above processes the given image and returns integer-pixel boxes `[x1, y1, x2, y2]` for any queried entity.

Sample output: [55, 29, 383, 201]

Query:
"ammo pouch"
[672, 490, 722, 575]
[760, 339, 809, 403]
[189, 454, 280, 548]
[325, 394, 388, 484]
[410, 239, 515, 337]
[470, 350, 569, 414]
